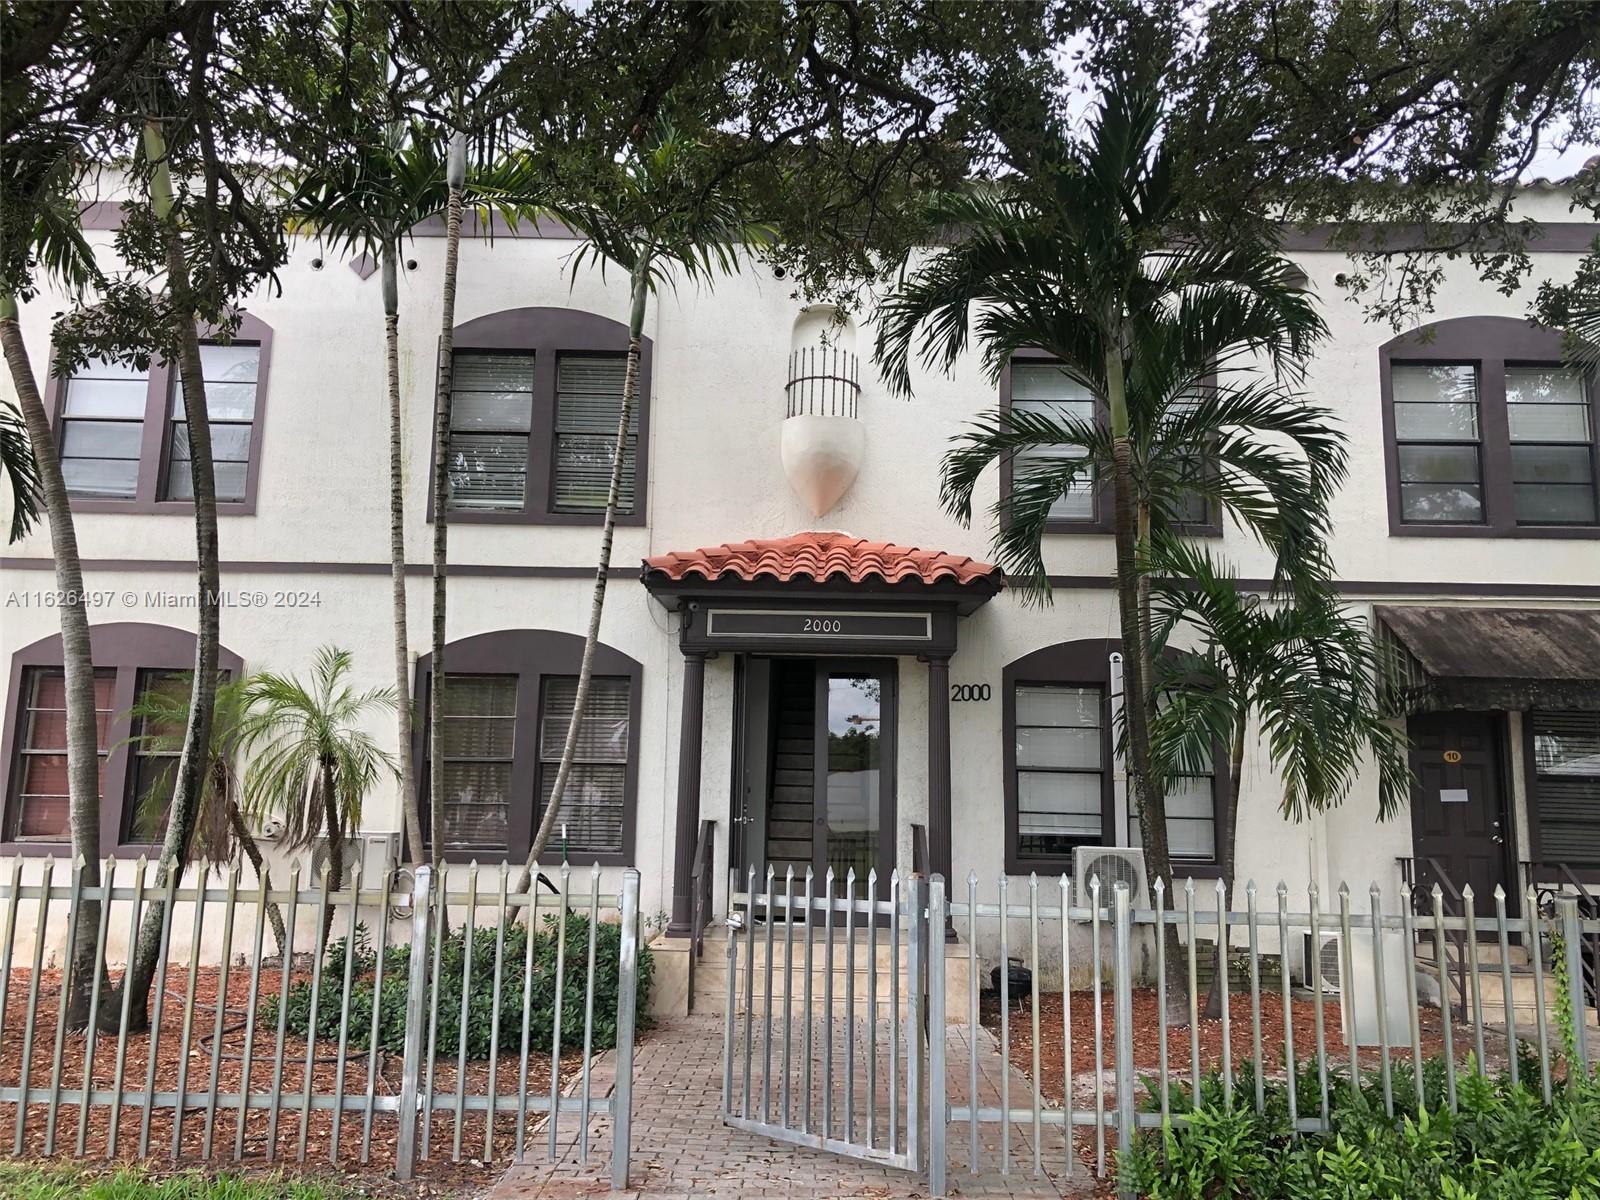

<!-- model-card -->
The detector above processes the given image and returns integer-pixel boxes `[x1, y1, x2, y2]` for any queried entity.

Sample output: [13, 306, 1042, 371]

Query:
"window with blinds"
[1129, 761, 1218, 860]
[554, 355, 635, 513]
[1532, 711, 1600, 866]
[1161, 393, 1215, 528]
[538, 676, 631, 854]
[126, 670, 189, 843]
[1393, 364, 1485, 524]
[438, 675, 518, 851]
[12, 668, 115, 840]
[448, 354, 535, 512]
[1507, 368, 1598, 526]
[1014, 684, 1104, 860]
[164, 343, 261, 502]
[1010, 361, 1096, 522]
[60, 358, 151, 499]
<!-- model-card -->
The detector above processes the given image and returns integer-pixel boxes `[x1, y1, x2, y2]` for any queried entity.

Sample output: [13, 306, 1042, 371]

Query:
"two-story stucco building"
[2, 187, 1597, 991]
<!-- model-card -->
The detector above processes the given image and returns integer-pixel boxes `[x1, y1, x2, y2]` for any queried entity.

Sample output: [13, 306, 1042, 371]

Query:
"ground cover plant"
[1120, 1054, 1600, 1199]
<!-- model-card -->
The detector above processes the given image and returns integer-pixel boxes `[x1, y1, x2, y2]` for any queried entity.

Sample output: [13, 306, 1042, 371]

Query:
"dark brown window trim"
[1380, 316, 1600, 540]
[411, 627, 643, 866]
[425, 307, 652, 527]
[1001, 637, 1222, 878]
[44, 313, 274, 517]
[998, 350, 1223, 538]
[1, 623, 245, 857]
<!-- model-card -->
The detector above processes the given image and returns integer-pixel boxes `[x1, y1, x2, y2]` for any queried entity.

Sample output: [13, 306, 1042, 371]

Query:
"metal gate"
[721, 866, 926, 1171]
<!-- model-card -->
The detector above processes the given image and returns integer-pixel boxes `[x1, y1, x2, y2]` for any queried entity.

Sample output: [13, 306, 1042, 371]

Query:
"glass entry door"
[815, 664, 895, 883]
[825, 672, 889, 876]
[742, 657, 897, 895]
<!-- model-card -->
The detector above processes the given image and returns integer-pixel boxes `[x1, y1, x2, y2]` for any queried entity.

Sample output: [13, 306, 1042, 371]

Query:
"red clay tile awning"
[642, 531, 1002, 589]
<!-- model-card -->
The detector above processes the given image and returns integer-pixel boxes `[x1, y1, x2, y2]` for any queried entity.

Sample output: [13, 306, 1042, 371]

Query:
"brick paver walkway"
[492, 1016, 1101, 1198]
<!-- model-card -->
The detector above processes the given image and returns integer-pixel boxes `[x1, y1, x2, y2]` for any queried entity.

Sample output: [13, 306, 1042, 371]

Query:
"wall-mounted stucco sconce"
[782, 306, 864, 517]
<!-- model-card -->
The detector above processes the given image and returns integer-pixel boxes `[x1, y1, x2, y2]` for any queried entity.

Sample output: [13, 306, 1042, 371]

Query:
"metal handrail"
[687, 819, 717, 1014]
[1397, 855, 1469, 1018]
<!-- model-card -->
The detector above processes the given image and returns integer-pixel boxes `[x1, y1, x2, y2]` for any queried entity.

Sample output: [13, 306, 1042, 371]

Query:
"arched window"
[412, 629, 643, 865]
[1002, 638, 1219, 875]
[430, 307, 652, 525]
[48, 312, 274, 514]
[1381, 316, 1599, 536]
[2, 624, 244, 851]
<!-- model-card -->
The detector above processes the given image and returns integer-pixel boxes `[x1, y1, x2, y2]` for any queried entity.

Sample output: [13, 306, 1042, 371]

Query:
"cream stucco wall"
[2, 202, 1596, 973]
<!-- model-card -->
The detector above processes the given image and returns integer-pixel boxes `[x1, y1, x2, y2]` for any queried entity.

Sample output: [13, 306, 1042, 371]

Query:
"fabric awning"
[1376, 606, 1600, 713]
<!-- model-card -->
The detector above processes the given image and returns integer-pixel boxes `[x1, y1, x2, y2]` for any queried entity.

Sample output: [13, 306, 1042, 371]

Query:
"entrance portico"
[642, 533, 1003, 935]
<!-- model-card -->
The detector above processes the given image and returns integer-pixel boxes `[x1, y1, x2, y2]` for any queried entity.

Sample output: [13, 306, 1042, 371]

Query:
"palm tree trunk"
[1203, 713, 1247, 1019]
[384, 244, 423, 863]
[0, 299, 107, 1029]
[1106, 343, 1181, 999]
[320, 758, 343, 948]
[428, 134, 466, 867]
[228, 800, 287, 954]
[517, 265, 646, 894]
[122, 123, 221, 1029]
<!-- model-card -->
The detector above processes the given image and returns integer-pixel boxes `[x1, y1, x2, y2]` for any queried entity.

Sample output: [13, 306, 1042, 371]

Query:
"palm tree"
[428, 127, 468, 868]
[118, 115, 229, 1030]
[238, 647, 398, 947]
[290, 122, 543, 866]
[1144, 538, 1412, 1016]
[874, 60, 1339, 924]
[123, 675, 288, 954]
[514, 119, 767, 891]
[0, 165, 107, 1028]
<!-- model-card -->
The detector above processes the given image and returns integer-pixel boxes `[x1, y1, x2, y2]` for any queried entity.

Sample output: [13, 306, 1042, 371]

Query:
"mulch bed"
[1, 966, 595, 1193]
[983, 987, 1511, 1109]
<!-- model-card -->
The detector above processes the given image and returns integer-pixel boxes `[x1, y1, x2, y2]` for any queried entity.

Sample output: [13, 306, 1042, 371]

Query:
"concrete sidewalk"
[491, 1015, 1101, 1199]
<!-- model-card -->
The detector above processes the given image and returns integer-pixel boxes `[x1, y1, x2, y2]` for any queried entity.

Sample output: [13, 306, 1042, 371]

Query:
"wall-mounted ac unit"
[1300, 932, 1342, 993]
[307, 832, 399, 885]
[1073, 846, 1149, 910]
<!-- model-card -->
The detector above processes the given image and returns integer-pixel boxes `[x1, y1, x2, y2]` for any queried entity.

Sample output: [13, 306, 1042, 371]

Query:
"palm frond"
[238, 646, 397, 852]
[0, 401, 41, 542]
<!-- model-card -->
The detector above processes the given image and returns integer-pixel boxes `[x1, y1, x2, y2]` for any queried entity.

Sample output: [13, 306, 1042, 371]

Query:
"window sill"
[0, 840, 170, 860]
[1004, 852, 1221, 880]
[426, 508, 647, 528]
[1390, 522, 1600, 540]
[1039, 522, 1223, 538]
[67, 498, 258, 517]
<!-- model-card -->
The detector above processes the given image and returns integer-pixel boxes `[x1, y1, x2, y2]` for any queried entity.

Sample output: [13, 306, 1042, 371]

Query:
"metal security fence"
[0, 857, 642, 1184]
[934, 873, 1600, 1197]
[724, 870, 1600, 1198]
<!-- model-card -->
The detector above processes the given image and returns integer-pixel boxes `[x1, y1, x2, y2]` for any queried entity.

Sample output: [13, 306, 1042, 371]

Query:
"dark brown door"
[1409, 713, 1511, 919]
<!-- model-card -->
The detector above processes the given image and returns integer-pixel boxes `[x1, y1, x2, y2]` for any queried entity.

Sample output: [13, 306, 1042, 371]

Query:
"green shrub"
[1120, 1058, 1600, 1200]
[268, 910, 653, 1060]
